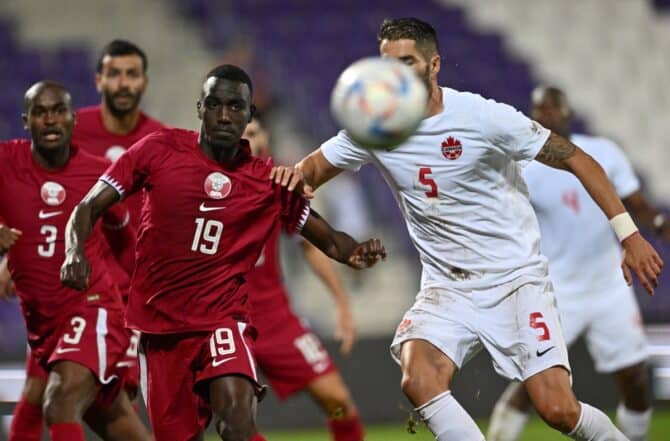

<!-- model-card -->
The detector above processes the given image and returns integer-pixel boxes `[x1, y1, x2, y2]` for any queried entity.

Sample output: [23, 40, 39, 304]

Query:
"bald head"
[24, 80, 71, 113]
[530, 86, 572, 137]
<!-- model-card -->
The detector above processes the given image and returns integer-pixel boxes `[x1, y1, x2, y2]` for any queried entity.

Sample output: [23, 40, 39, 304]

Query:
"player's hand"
[269, 165, 315, 199]
[621, 232, 663, 295]
[0, 225, 22, 253]
[334, 300, 357, 356]
[347, 238, 386, 269]
[60, 251, 91, 291]
[0, 258, 15, 300]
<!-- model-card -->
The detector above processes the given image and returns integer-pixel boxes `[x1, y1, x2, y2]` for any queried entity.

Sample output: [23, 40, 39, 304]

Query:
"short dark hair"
[204, 64, 253, 97]
[97, 39, 148, 73]
[23, 80, 71, 112]
[377, 17, 439, 58]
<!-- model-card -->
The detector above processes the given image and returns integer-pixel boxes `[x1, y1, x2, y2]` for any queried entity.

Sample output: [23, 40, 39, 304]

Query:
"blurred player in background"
[4, 39, 163, 440]
[275, 17, 663, 441]
[244, 115, 364, 440]
[61, 65, 386, 441]
[488, 86, 669, 441]
[0, 81, 150, 441]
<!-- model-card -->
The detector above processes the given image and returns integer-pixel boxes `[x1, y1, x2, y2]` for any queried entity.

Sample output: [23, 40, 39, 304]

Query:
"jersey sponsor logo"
[38, 209, 63, 219]
[204, 172, 232, 200]
[54, 347, 80, 354]
[536, 346, 555, 357]
[105, 145, 127, 162]
[441, 136, 462, 160]
[199, 202, 226, 212]
[212, 356, 237, 367]
[40, 181, 66, 206]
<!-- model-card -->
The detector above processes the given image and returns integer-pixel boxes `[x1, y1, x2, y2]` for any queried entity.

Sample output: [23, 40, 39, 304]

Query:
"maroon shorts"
[29, 305, 130, 411]
[140, 319, 261, 441]
[254, 308, 336, 400]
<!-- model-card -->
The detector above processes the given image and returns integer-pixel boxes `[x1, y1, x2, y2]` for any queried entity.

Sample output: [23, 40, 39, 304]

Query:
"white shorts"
[390, 280, 570, 382]
[557, 282, 648, 373]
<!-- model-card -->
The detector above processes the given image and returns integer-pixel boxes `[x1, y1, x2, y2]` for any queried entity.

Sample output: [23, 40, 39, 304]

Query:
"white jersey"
[523, 134, 640, 296]
[321, 87, 551, 306]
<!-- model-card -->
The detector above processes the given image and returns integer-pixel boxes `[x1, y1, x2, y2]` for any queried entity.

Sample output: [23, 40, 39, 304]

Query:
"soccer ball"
[330, 57, 428, 149]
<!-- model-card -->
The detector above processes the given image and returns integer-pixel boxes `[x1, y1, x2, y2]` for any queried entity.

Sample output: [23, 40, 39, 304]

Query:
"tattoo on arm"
[535, 132, 577, 168]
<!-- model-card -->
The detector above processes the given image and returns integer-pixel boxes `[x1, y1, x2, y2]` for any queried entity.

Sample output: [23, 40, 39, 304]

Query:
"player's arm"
[270, 149, 344, 196]
[300, 209, 386, 270]
[301, 240, 357, 355]
[535, 132, 663, 293]
[61, 181, 121, 290]
[0, 256, 15, 300]
[623, 191, 670, 240]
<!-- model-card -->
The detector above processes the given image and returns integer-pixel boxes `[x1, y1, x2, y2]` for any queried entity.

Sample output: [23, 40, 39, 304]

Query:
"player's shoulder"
[73, 145, 111, 170]
[0, 138, 30, 162]
[571, 133, 623, 156]
[138, 112, 167, 132]
[75, 106, 102, 124]
[136, 127, 196, 147]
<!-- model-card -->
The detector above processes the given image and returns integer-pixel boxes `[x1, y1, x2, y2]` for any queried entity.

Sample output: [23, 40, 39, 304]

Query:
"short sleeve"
[320, 130, 372, 172]
[479, 98, 551, 164]
[99, 133, 162, 199]
[278, 186, 310, 235]
[604, 140, 640, 199]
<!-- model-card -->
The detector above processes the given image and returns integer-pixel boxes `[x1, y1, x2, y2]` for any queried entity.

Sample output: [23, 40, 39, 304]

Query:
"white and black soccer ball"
[330, 57, 428, 149]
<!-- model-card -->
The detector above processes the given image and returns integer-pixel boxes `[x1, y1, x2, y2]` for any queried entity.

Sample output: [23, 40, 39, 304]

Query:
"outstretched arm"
[535, 132, 663, 293]
[61, 181, 121, 290]
[301, 240, 357, 355]
[301, 209, 386, 270]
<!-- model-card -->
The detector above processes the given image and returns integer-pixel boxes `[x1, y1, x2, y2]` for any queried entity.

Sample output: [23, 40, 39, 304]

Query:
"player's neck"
[100, 105, 141, 135]
[200, 139, 240, 164]
[31, 144, 71, 170]
[425, 84, 444, 118]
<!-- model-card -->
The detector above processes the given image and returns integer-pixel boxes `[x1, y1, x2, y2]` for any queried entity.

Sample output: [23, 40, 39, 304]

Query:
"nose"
[217, 107, 232, 124]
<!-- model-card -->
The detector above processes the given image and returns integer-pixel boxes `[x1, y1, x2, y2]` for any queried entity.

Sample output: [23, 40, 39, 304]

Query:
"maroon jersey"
[100, 128, 309, 334]
[0, 140, 127, 349]
[247, 222, 292, 315]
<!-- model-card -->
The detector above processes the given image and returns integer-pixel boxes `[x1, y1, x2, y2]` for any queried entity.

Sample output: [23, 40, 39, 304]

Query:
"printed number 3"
[419, 167, 438, 198]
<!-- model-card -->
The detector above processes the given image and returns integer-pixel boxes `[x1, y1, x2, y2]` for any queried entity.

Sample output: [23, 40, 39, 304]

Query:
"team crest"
[204, 172, 232, 199]
[105, 145, 126, 162]
[441, 136, 462, 160]
[40, 181, 66, 206]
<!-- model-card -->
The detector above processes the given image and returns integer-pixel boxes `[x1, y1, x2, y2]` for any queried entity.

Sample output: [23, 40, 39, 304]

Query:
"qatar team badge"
[40, 181, 66, 206]
[204, 172, 232, 199]
[441, 136, 462, 160]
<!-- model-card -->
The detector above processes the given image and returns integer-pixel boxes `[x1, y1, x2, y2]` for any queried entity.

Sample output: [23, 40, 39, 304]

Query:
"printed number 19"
[419, 167, 438, 198]
[191, 218, 223, 255]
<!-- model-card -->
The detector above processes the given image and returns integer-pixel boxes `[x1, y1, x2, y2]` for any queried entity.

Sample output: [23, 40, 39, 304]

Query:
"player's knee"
[536, 400, 580, 432]
[400, 362, 450, 405]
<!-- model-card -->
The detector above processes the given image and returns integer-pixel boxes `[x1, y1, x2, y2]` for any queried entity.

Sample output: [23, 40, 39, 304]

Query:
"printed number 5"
[419, 167, 438, 198]
[530, 312, 551, 341]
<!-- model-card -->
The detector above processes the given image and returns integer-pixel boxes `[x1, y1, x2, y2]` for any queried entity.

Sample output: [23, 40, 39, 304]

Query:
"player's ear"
[196, 100, 203, 120]
[249, 104, 256, 123]
[21, 113, 28, 130]
[95, 73, 103, 93]
[431, 54, 441, 77]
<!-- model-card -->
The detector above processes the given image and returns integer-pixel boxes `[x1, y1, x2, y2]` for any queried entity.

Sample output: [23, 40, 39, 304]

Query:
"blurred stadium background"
[0, 0, 669, 439]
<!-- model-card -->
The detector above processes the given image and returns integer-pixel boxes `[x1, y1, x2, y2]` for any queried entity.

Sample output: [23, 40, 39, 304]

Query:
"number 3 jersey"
[321, 87, 551, 307]
[100, 128, 310, 334]
[0, 140, 126, 344]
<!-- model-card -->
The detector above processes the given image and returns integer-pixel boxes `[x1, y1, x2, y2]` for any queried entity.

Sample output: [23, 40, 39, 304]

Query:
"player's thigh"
[585, 285, 649, 374]
[390, 288, 480, 381]
[524, 366, 579, 425]
[45, 360, 100, 407]
[208, 375, 259, 420]
[255, 313, 335, 400]
[479, 280, 570, 382]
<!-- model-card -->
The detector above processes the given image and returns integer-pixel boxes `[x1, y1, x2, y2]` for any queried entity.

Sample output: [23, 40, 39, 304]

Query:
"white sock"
[415, 390, 484, 441]
[567, 402, 628, 441]
[487, 400, 529, 441]
[616, 403, 651, 441]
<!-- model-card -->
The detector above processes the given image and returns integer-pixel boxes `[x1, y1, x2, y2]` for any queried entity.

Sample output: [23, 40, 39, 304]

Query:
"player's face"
[379, 38, 436, 93]
[531, 92, 571, 137]
[198, 77, 253, 150]
[23, 87, 75, 152]
[243, 118, 270, 157]
[96, 54, 147, 117]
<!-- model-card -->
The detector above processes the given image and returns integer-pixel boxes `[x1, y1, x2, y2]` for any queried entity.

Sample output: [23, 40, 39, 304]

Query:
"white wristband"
[609, 212, 638, 242]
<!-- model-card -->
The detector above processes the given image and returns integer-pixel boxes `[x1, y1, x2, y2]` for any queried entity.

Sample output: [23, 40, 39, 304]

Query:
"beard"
[103, 89, 142, 117]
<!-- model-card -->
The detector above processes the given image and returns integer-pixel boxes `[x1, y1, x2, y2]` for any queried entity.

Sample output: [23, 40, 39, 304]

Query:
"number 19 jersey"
[101, 128, 309, 334]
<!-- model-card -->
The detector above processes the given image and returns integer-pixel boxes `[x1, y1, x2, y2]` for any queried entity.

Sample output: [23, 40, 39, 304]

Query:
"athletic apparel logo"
[212, 356, 237, 367]
[105, 145, 126, 162]
[55, 347, 80, 354]
[38, 209, 63, 219]
[40, 181, 66, 206]
[204, 172, 232, 200]
[536, 346, 555, 357]
[396, 318, 412, 336]
[441, 137, 462, 160]
[199, 202, 226, 212]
